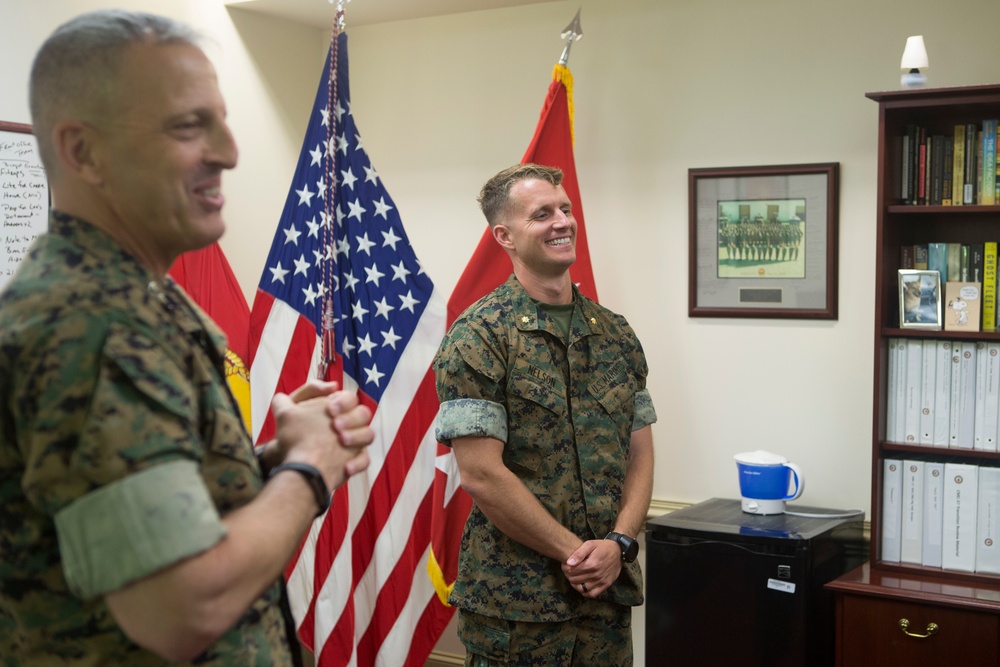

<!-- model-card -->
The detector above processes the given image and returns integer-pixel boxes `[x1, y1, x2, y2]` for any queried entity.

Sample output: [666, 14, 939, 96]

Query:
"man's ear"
[492, 223, 514, 251]
[51, 120, 105, 185]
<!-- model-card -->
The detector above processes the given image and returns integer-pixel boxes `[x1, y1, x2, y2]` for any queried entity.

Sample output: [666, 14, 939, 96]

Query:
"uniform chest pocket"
[589, 359, 637, 416]
[507, 367, 566, 414]
[504, 368, 566, 472]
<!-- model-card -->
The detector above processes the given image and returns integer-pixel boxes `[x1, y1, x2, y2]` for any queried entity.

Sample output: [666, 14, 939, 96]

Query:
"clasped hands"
[561, 538, 623, 599]
[265, 380, 375, 493]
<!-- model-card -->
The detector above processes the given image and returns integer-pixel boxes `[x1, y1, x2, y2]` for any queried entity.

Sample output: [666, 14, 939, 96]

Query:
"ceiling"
[223, 0, 560, 29]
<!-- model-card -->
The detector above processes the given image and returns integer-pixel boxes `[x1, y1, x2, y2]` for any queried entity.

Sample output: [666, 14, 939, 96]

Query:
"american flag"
[247, 30, 453, 666]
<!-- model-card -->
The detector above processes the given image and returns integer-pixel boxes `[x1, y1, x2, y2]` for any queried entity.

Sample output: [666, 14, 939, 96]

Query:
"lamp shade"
[900, 35, 929, 70]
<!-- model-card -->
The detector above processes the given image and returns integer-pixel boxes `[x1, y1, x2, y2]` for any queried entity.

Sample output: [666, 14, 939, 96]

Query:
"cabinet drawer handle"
[898, 618, 938, 638]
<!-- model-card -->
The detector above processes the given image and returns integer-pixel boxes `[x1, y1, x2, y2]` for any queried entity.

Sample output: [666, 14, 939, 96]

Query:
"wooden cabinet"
[826, 85, 1000, 666]
[833, 563, 1000, 664]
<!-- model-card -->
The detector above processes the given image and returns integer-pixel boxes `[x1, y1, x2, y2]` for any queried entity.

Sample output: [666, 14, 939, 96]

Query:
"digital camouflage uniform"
[434, 275, 656, 664]
[0, 212, 295, 666]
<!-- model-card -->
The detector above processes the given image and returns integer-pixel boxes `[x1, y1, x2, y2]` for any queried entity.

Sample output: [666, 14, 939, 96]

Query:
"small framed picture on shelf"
[943, 281, 982, 332]
[898, 269, 942, 329]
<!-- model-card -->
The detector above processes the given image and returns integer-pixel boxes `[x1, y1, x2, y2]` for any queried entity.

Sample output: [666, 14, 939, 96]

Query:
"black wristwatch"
[605, 532, 639, 563]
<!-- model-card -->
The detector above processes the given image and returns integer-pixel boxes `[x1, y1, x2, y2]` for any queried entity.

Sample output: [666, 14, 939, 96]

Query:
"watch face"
[622, 536, 639, 562]
[609, 532, 638, 562]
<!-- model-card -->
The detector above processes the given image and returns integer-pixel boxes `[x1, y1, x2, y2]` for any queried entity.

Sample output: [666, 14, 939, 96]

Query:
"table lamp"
[900, 35, 928, 88]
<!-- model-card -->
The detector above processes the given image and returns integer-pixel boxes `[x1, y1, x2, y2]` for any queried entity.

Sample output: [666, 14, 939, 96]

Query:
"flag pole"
[558, 8, 583, 66]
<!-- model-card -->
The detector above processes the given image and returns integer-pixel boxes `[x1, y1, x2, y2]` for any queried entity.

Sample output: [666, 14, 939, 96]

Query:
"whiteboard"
[1, 122, 49, 292]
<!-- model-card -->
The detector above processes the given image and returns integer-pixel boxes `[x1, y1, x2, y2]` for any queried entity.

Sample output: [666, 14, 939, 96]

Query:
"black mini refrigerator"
[645, 498, 866, 666]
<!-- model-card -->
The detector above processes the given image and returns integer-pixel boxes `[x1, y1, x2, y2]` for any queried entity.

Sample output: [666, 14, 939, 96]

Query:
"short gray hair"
[29, 10, 201, 171]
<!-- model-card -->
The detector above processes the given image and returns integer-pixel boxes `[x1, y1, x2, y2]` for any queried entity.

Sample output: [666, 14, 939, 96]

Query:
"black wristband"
[269, 462, 331, 518]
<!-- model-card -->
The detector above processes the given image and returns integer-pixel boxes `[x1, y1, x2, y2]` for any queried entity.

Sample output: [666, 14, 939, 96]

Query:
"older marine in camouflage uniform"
[0, 212, 294, 665]
[0, 10, 374, 665]
[435, 162, 656, 667]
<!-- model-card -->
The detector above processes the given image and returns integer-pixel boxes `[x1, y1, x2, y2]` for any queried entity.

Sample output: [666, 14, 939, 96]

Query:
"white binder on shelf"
[977, 466, 1000, 574]
[952, 342, 978, 448]
[943, 462, 979, 572]
[983, 342, 1000, 452]
[920, 342, 936, 445]
[922, 461, 945, 568]
[975, 342, 989, 448]
[949, 342, 963, 447]
[882, 459, 903, 563]
[904, 340, 923, 445]
[901, 460, 924, 564]
[933, 340, 953, 447]
[896, 339, 909, 443]
[886, 339, 899, 443]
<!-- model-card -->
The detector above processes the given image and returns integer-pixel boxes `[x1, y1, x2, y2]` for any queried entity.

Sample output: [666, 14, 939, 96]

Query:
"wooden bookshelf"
[826, 84, 1000, 665]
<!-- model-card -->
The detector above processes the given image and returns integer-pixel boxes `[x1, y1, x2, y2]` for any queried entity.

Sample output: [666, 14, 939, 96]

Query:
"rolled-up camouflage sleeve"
[435, 398, 508, 445]
[434, 315, 508, 446]
[632, 388, 657, 431]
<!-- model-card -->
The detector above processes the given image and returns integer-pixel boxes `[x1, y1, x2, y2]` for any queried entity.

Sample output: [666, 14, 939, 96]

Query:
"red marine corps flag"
[247, 13, 451, 667]
[428, 8, 599, 617]
[168, 243, 252, 431]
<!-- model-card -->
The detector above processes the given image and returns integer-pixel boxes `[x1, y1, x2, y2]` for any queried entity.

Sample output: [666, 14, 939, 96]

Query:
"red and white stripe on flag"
[247, 30, 453, 666]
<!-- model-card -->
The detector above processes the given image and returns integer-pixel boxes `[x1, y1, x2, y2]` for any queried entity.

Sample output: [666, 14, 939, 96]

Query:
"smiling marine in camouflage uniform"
[435, 164, 656, 666]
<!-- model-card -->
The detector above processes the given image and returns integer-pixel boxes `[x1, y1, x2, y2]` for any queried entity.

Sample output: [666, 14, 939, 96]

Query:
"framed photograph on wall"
[689, 163, 839, 319]
[898, 269, 942, 330]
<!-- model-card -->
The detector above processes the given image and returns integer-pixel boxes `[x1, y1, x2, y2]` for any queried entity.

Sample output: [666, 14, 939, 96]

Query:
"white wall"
[343, 0, 1000, 516]
[5, 0, 1000, 663]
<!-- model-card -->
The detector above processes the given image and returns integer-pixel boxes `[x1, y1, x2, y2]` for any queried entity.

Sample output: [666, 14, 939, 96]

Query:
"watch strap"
[270, 462, 330, 518]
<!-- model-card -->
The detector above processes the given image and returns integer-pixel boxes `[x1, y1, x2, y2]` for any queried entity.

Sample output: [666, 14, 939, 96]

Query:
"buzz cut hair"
[29, 9, 201, 172]
[477, 163, 564, 228]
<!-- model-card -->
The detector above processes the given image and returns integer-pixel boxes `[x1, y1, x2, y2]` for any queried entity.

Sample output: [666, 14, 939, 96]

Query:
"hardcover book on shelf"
[882, 459, 903, 563]
[983, 120, 997, 205]
[996, 137, 1000, 202]
[901, 131, 911, 201]
[964, 123, 977, 205]
[900, 245, 915, 270]
[953, 123, 966, 205]
[942, 462, 979, 572]
[976, 128, 984, 204]
[918, 127, 928, 205]
[971, 243, 985, 285]
[943, 135, 954, 205]
[901, 460, 925, 564]
[915, 244, 929, 271]
[923, 461, 945, 568]
[947, 243, 963, 282]
[920, 131, 934, 205]
[928, 242, 948, 282]
[977, 466, 1000, 574]
[985, 241, 998, 331]
[931, 134, 945, 205]
[944, 282, 982, 332]
[933, 340, 953, 447]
